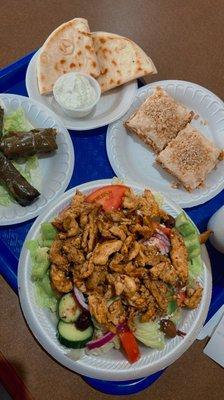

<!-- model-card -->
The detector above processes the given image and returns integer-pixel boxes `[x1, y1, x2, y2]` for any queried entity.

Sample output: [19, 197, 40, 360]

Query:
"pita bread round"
[37, 18, 100, 95]
[92, 32, 157, 92]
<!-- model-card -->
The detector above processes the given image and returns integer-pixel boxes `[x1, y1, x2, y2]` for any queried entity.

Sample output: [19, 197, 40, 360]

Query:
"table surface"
[1, 1, 224, 399]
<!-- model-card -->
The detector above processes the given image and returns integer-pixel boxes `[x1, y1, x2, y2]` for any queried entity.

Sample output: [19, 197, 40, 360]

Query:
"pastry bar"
[125, 87, 193, 153]
[156, 124, 221, 191]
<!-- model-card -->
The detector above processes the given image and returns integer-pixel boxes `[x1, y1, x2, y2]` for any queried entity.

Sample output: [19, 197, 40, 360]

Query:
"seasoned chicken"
[122, 188, 139, 210]
[50, 264, 72, 293]
[170, 229, 188, 284]
[109, 225, 126, 241]
[184, 286, 203, 309]
[86, 267, 106, 290]
[128, 241, 141, 260]
[62, 244, 85, 264]
[49, 239, 69, 269]
[107, 299, 126, 326]
[48, 187, 203, 340]
[150, 260, 178, 285]
[145, 279, 168, 311]
[92, 240, 122, 265]
[88, 293, 108, 325]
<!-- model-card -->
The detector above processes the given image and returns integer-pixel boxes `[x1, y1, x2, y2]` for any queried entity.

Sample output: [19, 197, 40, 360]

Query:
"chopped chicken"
[109, 225, 126, 241]
[48, 188, 203, 335]
[170, 229, 188, 284]
[49, 239, 69, 269]
[184, 286, 203, 309]
[92, 240, 122, 265]
[88, 293, 108, 324]
[145, 279, 168, 311]
[150, 260, 178, 285]
[107, 299, 126, 326]
[128, 241, 141, 260]
[122, 188, 139, 210]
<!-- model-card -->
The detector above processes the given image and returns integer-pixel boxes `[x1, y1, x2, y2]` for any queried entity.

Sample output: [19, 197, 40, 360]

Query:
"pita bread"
[37, 18, 100, 95]
[92, 32, 157, 92]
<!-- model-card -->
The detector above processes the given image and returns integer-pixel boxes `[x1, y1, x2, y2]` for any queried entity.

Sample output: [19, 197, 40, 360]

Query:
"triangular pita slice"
[37, 18, 100, 95]
[92, 32, 157, 92]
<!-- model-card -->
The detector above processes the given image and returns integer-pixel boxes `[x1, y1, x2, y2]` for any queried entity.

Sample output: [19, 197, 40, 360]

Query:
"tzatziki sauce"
[53, 73, 97, 110]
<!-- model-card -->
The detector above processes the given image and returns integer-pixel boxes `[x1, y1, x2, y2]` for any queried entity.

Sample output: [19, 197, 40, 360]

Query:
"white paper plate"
[106, 80, 224, 208]
[18, 179, 212, 381]
[0, 94, 74, 225]
[25, 50, 138, 131]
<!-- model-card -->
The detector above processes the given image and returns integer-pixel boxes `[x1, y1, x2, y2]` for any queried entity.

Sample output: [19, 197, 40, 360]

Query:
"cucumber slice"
[57, 321, 93, 348]
[58, 293, 81, 323]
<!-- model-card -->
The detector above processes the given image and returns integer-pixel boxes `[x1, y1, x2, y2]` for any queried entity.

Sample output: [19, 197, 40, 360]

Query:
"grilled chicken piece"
[107, 299, 126, 326]
[145, 280, 168, 311]
[170, 229, 188, 284]
[49, 239, 69, 269]
[88, 293, 108, 325]
[122, 188, 139, 210]
[184, 286, 203, 309]
[109, 225, 126, 241]
[92, 240, 122, 265]
[150, 260, 178, 285]
[199, 229, 213, 244]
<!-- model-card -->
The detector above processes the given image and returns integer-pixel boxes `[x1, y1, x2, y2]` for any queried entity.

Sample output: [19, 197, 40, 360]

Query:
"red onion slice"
[86, 332, 115, 350]
[73, 287, 89, 311]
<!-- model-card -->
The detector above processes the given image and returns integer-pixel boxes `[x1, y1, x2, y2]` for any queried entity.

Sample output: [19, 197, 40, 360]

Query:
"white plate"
[18, 179, 212, 381]
[0, 94, 74, 225]
[106, 80, 224, 208]
[25, 50, 138, 131]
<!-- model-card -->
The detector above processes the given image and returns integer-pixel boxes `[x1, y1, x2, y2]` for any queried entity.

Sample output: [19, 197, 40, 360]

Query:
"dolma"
[0, 107, 4, 138]
[0, 151, 40, 206]
[0, 128, 58, 159]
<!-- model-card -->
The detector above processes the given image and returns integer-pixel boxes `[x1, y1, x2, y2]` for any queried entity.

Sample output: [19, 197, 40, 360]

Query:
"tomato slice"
[118, 329, 140, 364]
[86, 185, 127, 211]
[152, 222, 172, 237]
[159, 225, 171, 237]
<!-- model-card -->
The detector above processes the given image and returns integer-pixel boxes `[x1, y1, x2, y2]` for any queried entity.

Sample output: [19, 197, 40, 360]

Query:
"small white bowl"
[208, 206, 224, 253]
[53, 72, 101, 118]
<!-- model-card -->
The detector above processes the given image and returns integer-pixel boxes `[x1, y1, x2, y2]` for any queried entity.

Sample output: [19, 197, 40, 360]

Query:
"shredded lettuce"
[37, 223, 57, 248]
[27, 224, 59, 312]
[169, 308, 182, 325]
[35, 280, 58, 312]
[134, 318, 165, 349]
[41, 222, 57, 241]
[26, 240, 50, 281]
[0, 186, 15, 206]
[188, 255, 202, 281]
[3, 108, 33, 133]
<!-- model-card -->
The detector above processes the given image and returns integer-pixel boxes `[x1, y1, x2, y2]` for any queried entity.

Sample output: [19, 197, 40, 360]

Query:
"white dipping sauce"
[53, 73, 97, 110]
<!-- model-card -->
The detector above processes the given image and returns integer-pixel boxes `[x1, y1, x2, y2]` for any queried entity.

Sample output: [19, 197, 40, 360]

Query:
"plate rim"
[106, 79, 224, 208]
[25, 50, 138, 131]
[0, 93, 75, 226]
[18, 178, 212, 381]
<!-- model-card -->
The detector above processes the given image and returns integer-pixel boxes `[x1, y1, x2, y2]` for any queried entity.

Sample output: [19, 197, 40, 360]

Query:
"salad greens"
[27, 222, 58, 312]
[3, 108, 33, 133]
[134, 318, 165, 350]
[0, 108, 40, 206]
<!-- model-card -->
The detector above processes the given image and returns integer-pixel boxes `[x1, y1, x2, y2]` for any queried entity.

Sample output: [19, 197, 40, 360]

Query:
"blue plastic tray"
[0, 51, 224, 395]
